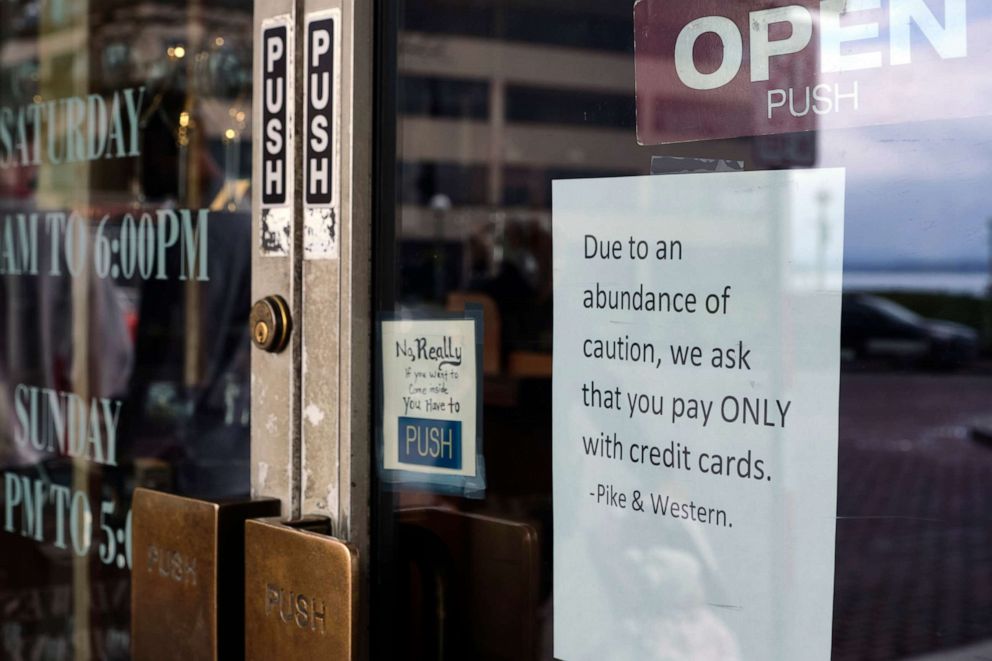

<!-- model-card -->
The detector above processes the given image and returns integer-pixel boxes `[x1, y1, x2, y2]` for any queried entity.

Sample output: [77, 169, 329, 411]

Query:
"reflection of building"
[0, 0, 253, 209]
[392, 2, 769, 308]
[396, 2, 645, 242]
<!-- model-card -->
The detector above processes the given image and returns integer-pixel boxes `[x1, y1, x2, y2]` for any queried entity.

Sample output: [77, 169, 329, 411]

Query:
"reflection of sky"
[878, 0, 991, 54]
[820, 114, 992, 267]
[813, 3, 992, 268]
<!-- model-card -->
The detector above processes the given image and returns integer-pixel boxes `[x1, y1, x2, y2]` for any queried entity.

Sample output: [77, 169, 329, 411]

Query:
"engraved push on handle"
[250, 294, 292, 353]
[245, 517, 359, 660]
[130, 489, 281, 661]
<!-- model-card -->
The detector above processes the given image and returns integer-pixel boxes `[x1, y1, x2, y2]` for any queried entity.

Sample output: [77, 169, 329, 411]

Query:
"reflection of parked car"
[841, 294, 979, 368]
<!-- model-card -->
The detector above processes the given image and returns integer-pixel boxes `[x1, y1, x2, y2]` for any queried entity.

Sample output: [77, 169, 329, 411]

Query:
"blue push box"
[398, 417, 462, 470]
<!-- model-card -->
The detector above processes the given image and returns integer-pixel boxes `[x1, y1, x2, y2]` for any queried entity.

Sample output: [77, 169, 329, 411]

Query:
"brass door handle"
[244, 517, 358, 659]
[250, 295, 292, 353]
[130, 489, 281, 660]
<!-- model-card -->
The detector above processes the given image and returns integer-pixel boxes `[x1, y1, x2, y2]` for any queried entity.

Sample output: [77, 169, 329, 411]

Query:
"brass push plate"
[245, 518, 359, 660]
[131, 488, 281, 660]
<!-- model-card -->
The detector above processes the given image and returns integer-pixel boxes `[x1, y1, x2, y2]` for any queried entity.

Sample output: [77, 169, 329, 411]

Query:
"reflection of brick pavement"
[834, 374, 992, 660]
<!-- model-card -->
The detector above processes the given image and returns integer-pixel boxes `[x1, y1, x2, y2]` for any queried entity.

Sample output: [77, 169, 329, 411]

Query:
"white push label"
[260, 14, 293, 256]
[303, 10, 340, 260]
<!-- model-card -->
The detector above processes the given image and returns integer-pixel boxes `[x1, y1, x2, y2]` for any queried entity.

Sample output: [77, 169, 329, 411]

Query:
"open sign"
[634, 0, 989, 144]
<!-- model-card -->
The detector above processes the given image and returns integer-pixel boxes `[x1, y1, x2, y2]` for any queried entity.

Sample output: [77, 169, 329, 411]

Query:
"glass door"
[369, 1, 992, 660]
[5, 0, 992, 659]
[0, 0, 256, 656]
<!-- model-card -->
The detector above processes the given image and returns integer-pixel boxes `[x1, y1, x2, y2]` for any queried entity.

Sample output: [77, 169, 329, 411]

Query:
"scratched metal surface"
[252, 0, 303, 519]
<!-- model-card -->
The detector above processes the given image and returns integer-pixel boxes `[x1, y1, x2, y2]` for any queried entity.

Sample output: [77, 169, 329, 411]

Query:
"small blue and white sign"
[379, 316, 483, 492]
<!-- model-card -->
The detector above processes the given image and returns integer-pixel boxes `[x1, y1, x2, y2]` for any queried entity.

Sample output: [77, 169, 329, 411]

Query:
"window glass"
[504, 86, 635, 129]
[375, 1, 992, 659]
[400, 76, 489, 119]
[0, 0, 253, 656]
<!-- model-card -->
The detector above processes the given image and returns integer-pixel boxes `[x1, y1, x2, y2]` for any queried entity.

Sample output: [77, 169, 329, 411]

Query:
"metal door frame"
[250, 0, 373, 654]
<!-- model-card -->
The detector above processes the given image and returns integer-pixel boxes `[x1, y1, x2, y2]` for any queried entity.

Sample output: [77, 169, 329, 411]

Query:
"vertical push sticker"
[303, 10, 341, 260]
[260, 15, 293, 256]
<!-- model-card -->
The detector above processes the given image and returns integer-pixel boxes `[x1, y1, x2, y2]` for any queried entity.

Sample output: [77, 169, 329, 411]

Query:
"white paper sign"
[381, 319, 478, 477]
[553, 170, 845, 661]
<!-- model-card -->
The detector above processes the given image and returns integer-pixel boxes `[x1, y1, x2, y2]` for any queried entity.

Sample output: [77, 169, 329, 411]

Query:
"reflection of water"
[845, 271, 988, 295]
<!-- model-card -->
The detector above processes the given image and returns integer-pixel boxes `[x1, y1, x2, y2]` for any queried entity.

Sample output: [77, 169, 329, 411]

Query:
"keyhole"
[255, 321, 269, 345]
